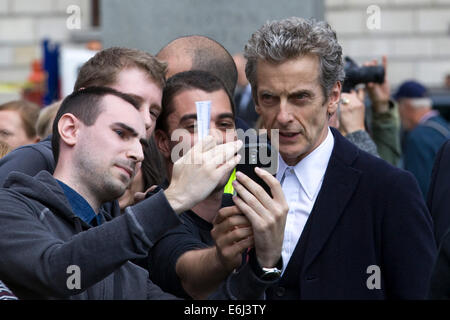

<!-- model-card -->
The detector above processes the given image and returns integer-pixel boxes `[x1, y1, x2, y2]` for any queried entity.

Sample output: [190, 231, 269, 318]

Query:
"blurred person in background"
[444, 73, 450, 90]
[36, 101, 61, 140]
[233, 53, 259, 128]
[330, 56, 402, 165]
[328, 88, 379, 157]
[0, 100, 40, 151]
[157, 35, 237, 96]
[394, 80, 450, 198]
[365, 56, 402, 166]
[0, 141, 11, 159]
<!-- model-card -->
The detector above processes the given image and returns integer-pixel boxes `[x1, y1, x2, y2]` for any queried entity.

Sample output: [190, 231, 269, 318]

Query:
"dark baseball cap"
[393, 80, 428, 100]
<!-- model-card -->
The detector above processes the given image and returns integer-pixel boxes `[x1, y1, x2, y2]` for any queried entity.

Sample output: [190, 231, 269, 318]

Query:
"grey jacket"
[0, 171, 276, 300]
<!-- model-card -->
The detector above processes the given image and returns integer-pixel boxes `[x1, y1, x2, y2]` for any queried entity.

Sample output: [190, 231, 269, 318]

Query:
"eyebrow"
[217, 112, 234, 120]
[125, 93, 144, 108]
[151, 103, 162, 112]
[111, 122, 149, 148]
[288, 89, 315, 98]
[179, 114, 197, 124]
[179, 112, 235, 124]
[260, 89, 315, 98]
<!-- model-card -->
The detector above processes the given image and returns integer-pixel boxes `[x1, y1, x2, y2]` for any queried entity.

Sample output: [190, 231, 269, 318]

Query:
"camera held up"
[343, 56, 385, 93]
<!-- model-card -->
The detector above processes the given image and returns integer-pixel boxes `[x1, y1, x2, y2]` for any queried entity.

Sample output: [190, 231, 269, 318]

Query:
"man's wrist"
[163, 187, 187, 214]
[344, 126, 365, 136]
[248, 249, 282, 281]
[373, 100, 390, 114]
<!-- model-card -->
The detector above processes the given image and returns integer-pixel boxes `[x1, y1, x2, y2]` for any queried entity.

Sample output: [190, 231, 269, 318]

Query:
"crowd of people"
[0, 16, 450, 300]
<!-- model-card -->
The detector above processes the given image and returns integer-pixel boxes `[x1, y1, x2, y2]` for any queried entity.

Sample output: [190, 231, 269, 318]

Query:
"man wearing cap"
[394, 80, 450, 198]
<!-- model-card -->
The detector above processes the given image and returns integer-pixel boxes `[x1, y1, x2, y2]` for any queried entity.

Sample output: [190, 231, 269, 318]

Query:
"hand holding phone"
[235, 138, 277, 197]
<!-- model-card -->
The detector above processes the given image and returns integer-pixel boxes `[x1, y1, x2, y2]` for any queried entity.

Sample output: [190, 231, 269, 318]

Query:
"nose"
[139, 107, 153, 137]
[276, 99, 293, 125]
[209, 126, 225, 145]
[126, 139, 145, 164]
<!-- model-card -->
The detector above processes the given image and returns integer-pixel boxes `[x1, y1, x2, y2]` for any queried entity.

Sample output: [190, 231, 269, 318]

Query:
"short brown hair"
[0, 100, 40, 138]
[74, 47, 168, 91]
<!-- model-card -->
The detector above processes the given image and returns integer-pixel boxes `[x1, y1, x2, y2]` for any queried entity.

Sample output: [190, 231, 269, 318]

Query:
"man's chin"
[279, 146, 308, 165]
[102, 181, 128, 203]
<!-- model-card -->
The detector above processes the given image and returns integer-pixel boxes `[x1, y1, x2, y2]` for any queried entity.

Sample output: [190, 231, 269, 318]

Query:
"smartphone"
[235, 139, 276, 197]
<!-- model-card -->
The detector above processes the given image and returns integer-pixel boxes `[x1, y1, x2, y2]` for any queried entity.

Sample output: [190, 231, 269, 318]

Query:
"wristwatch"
[248, 249, 282, 281]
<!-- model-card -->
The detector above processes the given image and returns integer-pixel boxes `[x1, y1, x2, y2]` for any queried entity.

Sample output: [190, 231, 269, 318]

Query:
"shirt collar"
[276, 127, 334, 200]
[56, 180, 101, 226]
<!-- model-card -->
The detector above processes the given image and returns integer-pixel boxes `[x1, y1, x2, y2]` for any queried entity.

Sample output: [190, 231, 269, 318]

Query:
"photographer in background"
[331, 56, 401, 166]
[329, 88, 379, 157]
[366, 56, 402, 166]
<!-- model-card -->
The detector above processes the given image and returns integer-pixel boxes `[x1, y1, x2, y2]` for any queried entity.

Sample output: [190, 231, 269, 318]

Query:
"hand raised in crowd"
[338, 88, 366, 136]
[133, 185, 159, 204]
[365, 55, 391, 114]
[165, 136, 243, 214]
[231, 168, 289, 268]
[212, 206, 254, 272]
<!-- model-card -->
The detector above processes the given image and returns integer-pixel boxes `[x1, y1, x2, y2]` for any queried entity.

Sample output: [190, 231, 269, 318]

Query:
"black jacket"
[267, 128, 436, 299]
[427, 139, 450, 247]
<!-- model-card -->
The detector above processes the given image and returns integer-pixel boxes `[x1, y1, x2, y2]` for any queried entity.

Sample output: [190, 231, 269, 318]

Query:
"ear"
[57, 113, 80, 148]
[326, 81, 342, 117]
[154, 129, 171, 159]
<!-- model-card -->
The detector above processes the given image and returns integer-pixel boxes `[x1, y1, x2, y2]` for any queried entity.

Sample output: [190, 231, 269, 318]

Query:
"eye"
[295, 93, 307, 100]
[185, 122, 197, 133]
[290, 92, 311, 104]
[219, 121, 234, 129]
[0, 130, 11, 137]
[259, 93, 278, 106]
[150, 110, 159, 119]
[114, 129, 125, 137]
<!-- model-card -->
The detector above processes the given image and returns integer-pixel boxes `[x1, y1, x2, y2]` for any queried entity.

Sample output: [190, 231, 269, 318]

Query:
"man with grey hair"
[394, 80, 450, 198]
[243, 17, 436, 299]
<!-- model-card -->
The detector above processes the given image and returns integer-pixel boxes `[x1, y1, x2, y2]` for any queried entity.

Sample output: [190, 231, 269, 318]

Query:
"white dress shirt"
[276, 127, 334, 274]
